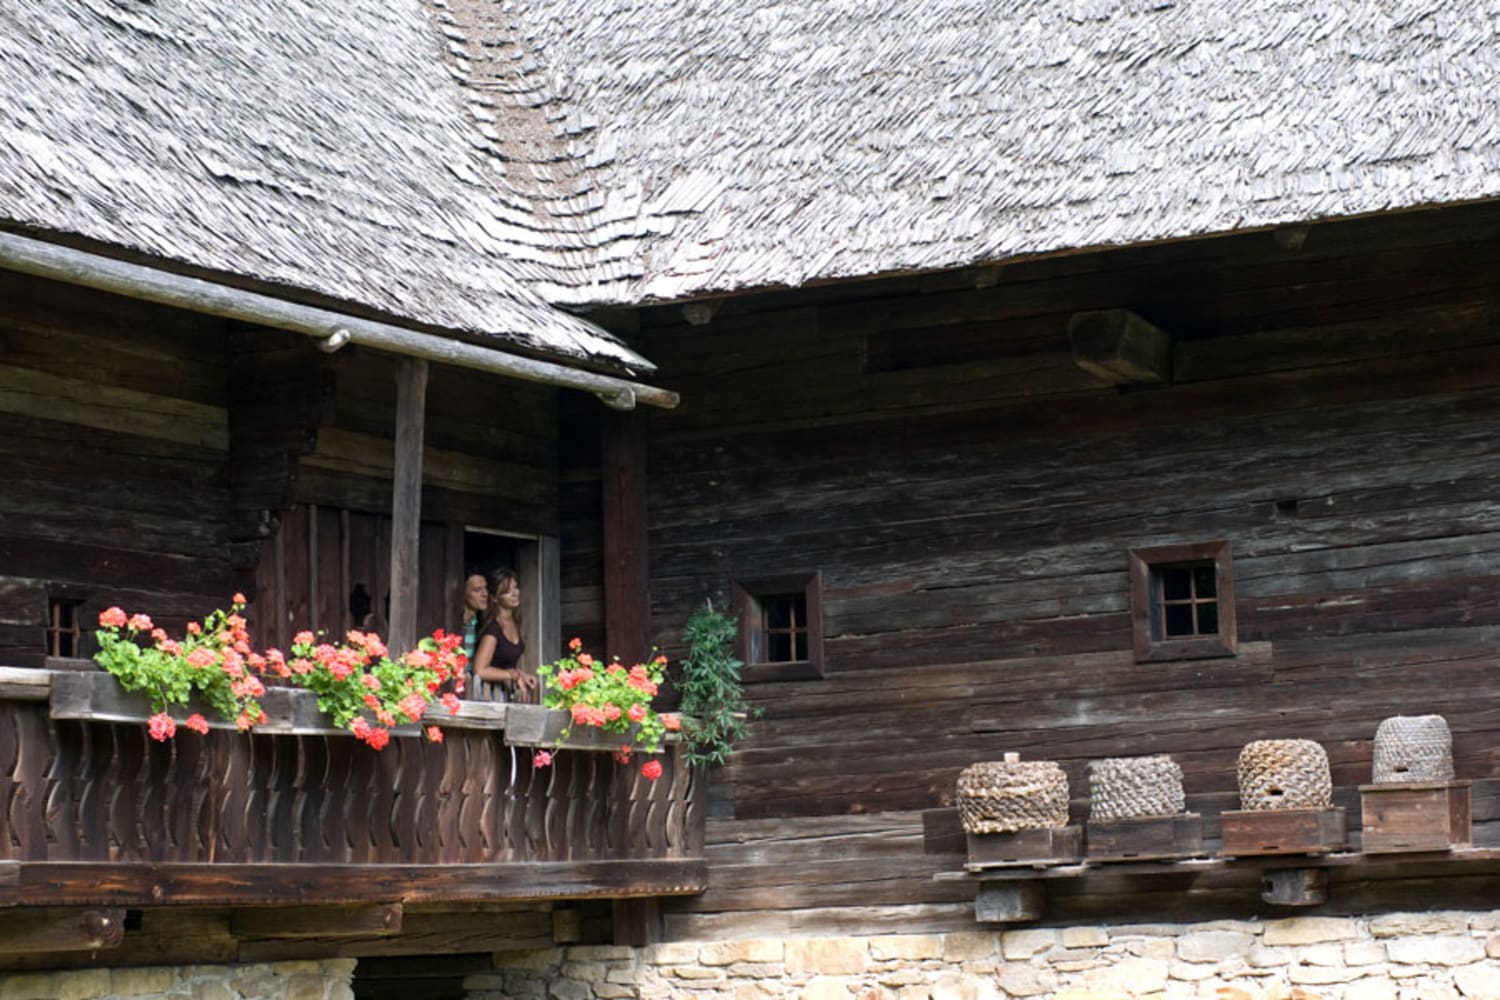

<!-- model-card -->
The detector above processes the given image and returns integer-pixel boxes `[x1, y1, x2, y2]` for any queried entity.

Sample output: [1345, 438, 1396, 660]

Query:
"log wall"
[558, 201, 1500, 934]
[0, 272, 232, 663]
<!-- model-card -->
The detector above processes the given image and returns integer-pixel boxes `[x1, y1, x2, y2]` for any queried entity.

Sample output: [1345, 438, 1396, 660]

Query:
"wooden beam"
[388, 358, 428, 655]
[0, 666, 51, 701]
[1067, 309, 1172, 386]
[600, 409, 651, 663]
[612, 898, 661, 946]
[230, 903, 403, 939]
[0, 909, 125, 954]
[15, 860, 708, 908]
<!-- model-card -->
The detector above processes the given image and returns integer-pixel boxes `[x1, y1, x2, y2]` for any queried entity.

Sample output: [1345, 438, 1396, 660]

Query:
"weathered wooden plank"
[0, 908, 124, 953]
[388, 357, 427, 656]
[16, 860, 708, 907]
[229, 902, 403, 939]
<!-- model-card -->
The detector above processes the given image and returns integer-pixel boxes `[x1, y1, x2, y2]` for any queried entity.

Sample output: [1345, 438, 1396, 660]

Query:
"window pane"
[794, 631, 808, 661]
[1163, 603, 1195, 636]
[1192, 565, 1217, 599]
[1197, 601, 1219, 635]
[765, 597, 793, 629]
[767, 631, 793, 662]
[1161, 567, 1191, 601]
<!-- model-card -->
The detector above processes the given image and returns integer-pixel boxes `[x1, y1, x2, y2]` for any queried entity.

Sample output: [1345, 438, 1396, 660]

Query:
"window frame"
[732, 571, 825, 683]
[1128, 540, 1237, 662]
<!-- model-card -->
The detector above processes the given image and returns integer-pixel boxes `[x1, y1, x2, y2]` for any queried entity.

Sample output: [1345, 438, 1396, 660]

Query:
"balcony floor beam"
[7, 860, 707, 909]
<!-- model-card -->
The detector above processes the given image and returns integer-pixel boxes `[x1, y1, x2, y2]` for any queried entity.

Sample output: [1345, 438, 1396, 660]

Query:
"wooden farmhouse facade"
[6, 0, 1500, 998]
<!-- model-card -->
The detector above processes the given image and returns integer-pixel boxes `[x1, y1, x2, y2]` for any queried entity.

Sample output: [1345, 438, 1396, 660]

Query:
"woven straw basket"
[1372, 714, 1454, 783]
[1089, 755, 1185, 821]
[956, 755, 1069, 834]
[1237, 739, 1332, 811]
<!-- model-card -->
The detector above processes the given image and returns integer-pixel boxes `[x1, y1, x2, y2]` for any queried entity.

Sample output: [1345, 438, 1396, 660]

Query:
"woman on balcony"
[469, 569, 540, 702]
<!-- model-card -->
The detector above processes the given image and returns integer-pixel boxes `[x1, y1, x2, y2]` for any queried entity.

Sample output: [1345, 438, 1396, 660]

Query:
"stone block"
[1000, 930, 1056, 960]
[1296, 943, 1343, 966]
[802, 977, 853, 1000]
[1488, 935, 1500, 959]
[549, 980, 593, 1000]
[1346, 941, 1387, 966]
[1370, 914, 1471, 939]
[1453, 964, 1500, 998]
[854, 989, 895, 1000]
[1061, 928, 1111, 949]
[562, 962, 608, 985]
[608, 968, 642, 984]
[944, 933, 998, 963]
[1402, 979, 1460, 1000]
[1082, 957, 1168, 995]
[1343, 980, 1398, 1000]
[929, 974, 986, 1000]
[112, 968, 179, 996]
[1288, 964, 1361, 985]
[735, 985, 782, 1000]
[644, 942, 699, 966]
[1129, 940, 1177, 962]
[996, 965, 1054, 997]
[878, 971, 925, 988]
[285, 973, 328, 1000]
[1262, 918, 1359, 946]
[1178, 933, 1253, 964]
[702, 940, 785, 967]
[785, 939, 868, 976]
[869, 935, 944, 962]
[56, 971, 112, 1000]
[595, 984, 637, 999]
[728, 964, 785, 979]
[1167, 962, 1215, 981]
[667, 966, 726, 981]
[1387, 936, 1485, 967]
[0, 974, 60, 1000]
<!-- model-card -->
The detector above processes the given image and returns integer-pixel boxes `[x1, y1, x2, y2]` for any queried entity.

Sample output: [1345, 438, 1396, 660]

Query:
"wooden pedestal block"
[1219, 808, 1346, 857]
[975, 881, 1045, 923]
[966, 827, 1083, 869]
[1085, 813, 1205, 862]
[1359, 781, 1471, 853]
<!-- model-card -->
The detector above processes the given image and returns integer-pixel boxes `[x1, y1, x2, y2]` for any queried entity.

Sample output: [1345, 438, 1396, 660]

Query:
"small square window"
[46, 597, 85, 658]
[733, 572, 824, 682]
[1128, 541, 1236, 662]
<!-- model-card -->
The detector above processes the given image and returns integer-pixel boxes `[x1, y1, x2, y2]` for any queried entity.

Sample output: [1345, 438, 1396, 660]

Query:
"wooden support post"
[601, 409, 651, 662]
[1067, 309, 1172, 386]
[389, 358, 428, 655]
[1262, 868, 1328, 907]
[230, 903, 403, 939]
[0, 908, 125, 954]
[612, 898, 661, 946]
[975, 881, 1045, 923]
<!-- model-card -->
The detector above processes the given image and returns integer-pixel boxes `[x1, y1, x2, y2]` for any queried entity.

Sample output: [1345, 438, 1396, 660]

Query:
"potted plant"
[87, 595, 467, 748]
[676, 601, 755, 766]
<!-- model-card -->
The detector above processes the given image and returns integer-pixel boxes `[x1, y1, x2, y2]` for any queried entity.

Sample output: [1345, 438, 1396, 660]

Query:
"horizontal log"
[0, 908, 125, 953]
[17, 861, 708, 908]
[229, 902, 403, 939]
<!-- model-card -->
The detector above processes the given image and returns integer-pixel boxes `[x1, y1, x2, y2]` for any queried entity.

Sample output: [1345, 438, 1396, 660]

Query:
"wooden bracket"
[1067, 310, 1172, 386]
[975, 881, 1045, 923]
[1262, 868, 1327, 907]
[0, 908, 125, 953]
[229, 902, 404, 940]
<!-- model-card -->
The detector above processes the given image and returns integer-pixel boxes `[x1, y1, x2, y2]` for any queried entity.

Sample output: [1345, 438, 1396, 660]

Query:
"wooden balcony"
[0, 667, 706, 913]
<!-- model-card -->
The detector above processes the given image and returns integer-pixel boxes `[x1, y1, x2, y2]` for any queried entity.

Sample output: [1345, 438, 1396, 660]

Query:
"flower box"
[49, 669, 507, 736]
[502, 703, 651, 751]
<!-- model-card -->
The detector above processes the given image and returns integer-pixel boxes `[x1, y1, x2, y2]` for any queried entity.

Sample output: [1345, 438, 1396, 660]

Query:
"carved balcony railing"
[0, 667, 706, 909]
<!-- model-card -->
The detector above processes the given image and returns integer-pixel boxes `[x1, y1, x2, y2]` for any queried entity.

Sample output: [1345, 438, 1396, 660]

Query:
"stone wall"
[0, 960, 355, 1000]
[473, 913, 1500, 1000]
